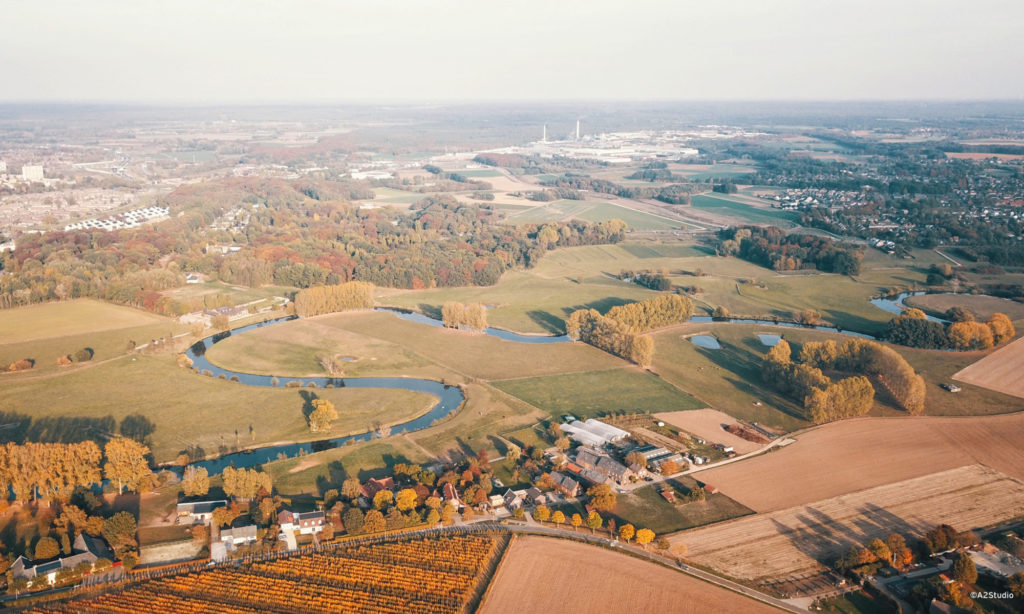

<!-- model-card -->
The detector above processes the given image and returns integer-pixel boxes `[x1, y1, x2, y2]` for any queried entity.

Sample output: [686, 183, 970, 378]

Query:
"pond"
[690, 335, 722, 350]
[757, 334, 782, 347]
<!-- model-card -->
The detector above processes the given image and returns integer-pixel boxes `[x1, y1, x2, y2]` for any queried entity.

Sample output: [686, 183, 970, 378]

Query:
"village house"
[176, 500, 227, 525]
[220, 525, 259, 547]
[595, 456, 634, 485]
[549, 471, 580, 497]
[442, 482, 465, 511]
[11, 534, 113, 585]
[278, 510, 326, 536]
[359, 477, 394, 506]
[574, 447, 605, 470]
[502, 489, 525, 510]
[525, 487, 549, 506]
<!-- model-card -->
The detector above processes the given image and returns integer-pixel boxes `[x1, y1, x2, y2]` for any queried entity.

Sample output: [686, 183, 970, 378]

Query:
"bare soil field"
[478, 536, 779, 614]
[946, 152, 1024, 161]
[676, 465, 1024, 582]
[904, 293, 1024, 321]
[954, 336, 1024, 399]
[695, 413, 1024, 512]
[657, 409, 764, 454]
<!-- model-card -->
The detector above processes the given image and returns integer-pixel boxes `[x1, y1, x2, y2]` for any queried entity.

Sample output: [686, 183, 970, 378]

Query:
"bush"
[73, 348, 94, 362]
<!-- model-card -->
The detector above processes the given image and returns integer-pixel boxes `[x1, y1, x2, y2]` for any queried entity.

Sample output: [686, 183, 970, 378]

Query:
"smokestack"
[576, 120, 580, 140]
[543, 125, 547, 142]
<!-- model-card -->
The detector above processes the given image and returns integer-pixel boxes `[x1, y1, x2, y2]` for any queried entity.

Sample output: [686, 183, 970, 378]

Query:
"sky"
[1, 0, 1022, 103]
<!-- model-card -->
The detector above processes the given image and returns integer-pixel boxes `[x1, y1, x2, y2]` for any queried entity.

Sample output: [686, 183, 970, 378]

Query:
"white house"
[221, 525, 259, 547]
[176, 500, 227, 524]
[278, 510, 326, 536]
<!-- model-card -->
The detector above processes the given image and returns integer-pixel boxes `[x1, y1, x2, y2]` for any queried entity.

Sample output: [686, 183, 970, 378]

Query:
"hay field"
[954, 336, 1024, 399]
[656, 409, 764, 454]
[0, 298, 171, 344]
[478, 537, 779, 614]
[695, 413, 1024, 512]
[676, 465, 1024, 582]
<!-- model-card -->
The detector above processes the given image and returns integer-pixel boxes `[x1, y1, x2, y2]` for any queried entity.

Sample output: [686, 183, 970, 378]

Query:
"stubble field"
[693, 413, 1024, 512]
[478, 537, 780, 614]
[676, 464, 1024, 582]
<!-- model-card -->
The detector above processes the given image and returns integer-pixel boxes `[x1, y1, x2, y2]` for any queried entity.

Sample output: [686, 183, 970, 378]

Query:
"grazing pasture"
[903, 293, 1024, 321]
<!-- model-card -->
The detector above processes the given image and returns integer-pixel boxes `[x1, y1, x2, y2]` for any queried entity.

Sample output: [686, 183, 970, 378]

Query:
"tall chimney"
[576, 120, 580, 140]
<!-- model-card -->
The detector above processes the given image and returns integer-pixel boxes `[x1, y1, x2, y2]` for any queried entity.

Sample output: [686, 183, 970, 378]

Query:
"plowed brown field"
[695, 413, 1024, 512]
[954, 336, 1024, 399]
[676, 465, 1024, 581]
[478, 537, 780, 614]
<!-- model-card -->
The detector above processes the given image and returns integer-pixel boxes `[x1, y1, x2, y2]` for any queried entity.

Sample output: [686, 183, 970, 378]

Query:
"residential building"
[442, 482, 465, 510]
[220, 525, 259, 546]
[525, 487, 548, 506]
[595, 456, 634, 484]
[176, 500, 227, 524]
[549, 471, 580, 497]
[359, 477, 394, 501]
[11, 534, 112, 585]
[278, 510, 326, 536]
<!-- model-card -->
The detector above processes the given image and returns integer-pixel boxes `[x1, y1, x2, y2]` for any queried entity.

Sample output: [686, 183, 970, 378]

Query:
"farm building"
[574, 447, 605, 469]
[559, 419, 630, 446]
[595, 456, 634, 485]
[650, 453, 686, 472]
[176, 500, 227, 525]
[11, 534, 113, 585]
[220, 525, 259, 547]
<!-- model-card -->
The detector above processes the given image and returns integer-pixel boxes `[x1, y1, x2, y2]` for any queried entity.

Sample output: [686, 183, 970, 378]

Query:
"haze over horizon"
[1, 0, 1022, 105]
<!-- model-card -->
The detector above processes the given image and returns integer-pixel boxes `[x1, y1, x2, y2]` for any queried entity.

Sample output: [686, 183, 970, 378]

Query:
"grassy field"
[161, 280, 294, 305]
[818, 591, 897, 614]
[904, 292, 1024, 321]
[612, 477, 753, 535]
[371, 187, 427, 203]
[689, 194, 799, 226]
[0, 300, 187, 375]
[492, 368, 704, 419]
[0, 352, 436, 463]
[501, 199, 683, 230]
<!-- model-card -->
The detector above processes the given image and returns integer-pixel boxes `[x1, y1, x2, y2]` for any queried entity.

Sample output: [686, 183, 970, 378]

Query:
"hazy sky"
[1, 0, 1022, 103]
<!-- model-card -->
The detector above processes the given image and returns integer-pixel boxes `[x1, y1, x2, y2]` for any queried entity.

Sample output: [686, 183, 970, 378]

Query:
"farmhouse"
[278, 510, 326, 536]
[11, 534, 113, 585]
[502, 489, 525, 510]
[176, 500, 227, 524]
[574, 447, 606, 470]
[220, 525, 259, 547]
[359, 477, 395, 503]
[549, 471, 580, 497]
[595, 456, 634, 485]
[525, 487, 549, 506]
[443, 482, 465, 510]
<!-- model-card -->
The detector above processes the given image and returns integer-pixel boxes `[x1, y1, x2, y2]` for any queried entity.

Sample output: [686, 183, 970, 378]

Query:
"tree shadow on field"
[298, 390, 320, 421]
[563, 296, 636, 316]
[696, 345, 808, 422]
[25, 415, 118, 445]
[315, 461, 350, 495]
[486, 435, 510, 457]
[417, 303, 442, 319]
[526, 310, 566, 334]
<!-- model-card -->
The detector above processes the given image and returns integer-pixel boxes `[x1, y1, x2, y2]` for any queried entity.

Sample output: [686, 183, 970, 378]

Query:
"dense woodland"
[716, 226, 864, 274]
[762, 338, 926, 422]
[885, 308, 1015, 350]
[566, 295, 693, 366]
[0, 178, 625, 314]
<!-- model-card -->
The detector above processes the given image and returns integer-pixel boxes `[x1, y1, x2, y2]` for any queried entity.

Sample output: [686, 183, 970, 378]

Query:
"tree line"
[566, 295, 693, 366]
[440, 302, 488, 331]
[716, 226, 864, 275]
[886, 307, 1015, 350]
[293, 281, 375, 317]
[0, 437, 152, 503]
[763, 337, 926, 422]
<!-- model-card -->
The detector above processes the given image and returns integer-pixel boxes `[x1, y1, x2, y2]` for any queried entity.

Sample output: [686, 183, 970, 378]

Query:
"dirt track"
[478, 536, 779, 614]
[954, 336, 1024, 399]
[695, 413, 1024, 512]
[657, 409, 765, 454]
[676, 464, 1024, 581]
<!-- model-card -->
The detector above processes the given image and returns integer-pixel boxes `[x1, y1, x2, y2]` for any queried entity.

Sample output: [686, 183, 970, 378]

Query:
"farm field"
[478, 536, 779, 614]
[501, 199, 684, 230]
[903, 292, 1024, 321]
[656, 409, 765, 454]
[676, 464, 1024, 582]
[492, 368, 704, 419]
[34, 533, 505, 614]
[0, 352, 436, 463]
[694, 413, 1024, 512]
[954, 336, 1024, 399]
[0, 299, 186, 375]
[689, 194, 799, 226]
[612, 478, 754, 535]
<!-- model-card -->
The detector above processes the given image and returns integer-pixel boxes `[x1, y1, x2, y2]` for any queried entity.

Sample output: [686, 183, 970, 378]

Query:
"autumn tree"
[341, 477, 362, 500]
[866, 538, 892, 565]
[619, 524, 635, 542]
[951, 552, 978, 584]
[441, 302, 465, 328]
[587, 483, 618, 512]
[221, 466, 272, 500]
[887, 533, 911, 568]
[212, 503, 243, 528]
[948, 320, 994, 351]
[586, 510, 603, 533]
[659, 460, 679, 475]
[343, 508, 364, 534]
[102, 511, 138, 555]
[373, 489, 394, 510]
[34, 536, 60, 560]
[308, 399, 339, 433]
[571, 513, 583, 531]
[426, 509, 441, 525]
[104, 438, 152, 494]
[464, 303, 488, 331]
[551, 510, 565, 525]
[362, 509, 385, 533]
[293, 281, 374, 317]
[635, 528, 656, 549]
[181, 466, 210, 497]
[395, 488, 417, 512]
[533, 505, 551, 523]
[987, 313, 1015, 345]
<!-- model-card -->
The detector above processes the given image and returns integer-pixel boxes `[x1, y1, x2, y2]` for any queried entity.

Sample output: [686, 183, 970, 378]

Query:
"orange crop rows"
[31, 533, 502, 614]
